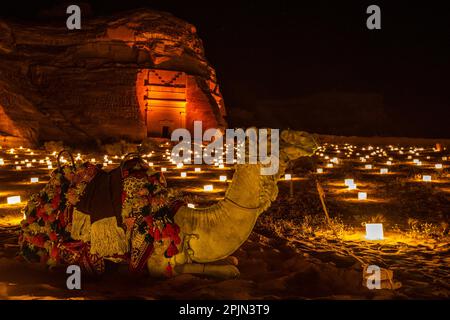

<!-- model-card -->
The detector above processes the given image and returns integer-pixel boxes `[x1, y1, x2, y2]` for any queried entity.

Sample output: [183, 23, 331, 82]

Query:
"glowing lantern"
[219, 164, 225, 169]
[16, 166, 22, 171]
[316, 168, 323, 174]
[435, 164, 443, 169]
[7, 196, 21, 205]
[358, 192, 367, 200]
[219, 175, 227, 182]
[0, 158, 4, 165]
[187, 203, 195, 209]
[380, 168, 388, 174]
[442, 156, 448, 161]
[422, 175, 432, 182]
[326, 163, 333, 168]
[365, 223, 384, 240]
[344, 179, 354, 187]
[365, 164, 372, 169]
[180, 172, 187, 178]
[195, 167, 201, 172]
[176, 163, 184, 169]
[203, 185, 214, 192]
[47, 164, 53, 169]
[148, 162, 154, 166]
[161, 167, 167, 172]
[348, 184, 357, 190]
[386, 161, 392, 166]
[284, 174, 292, 181]
[30, 177, 39, 183]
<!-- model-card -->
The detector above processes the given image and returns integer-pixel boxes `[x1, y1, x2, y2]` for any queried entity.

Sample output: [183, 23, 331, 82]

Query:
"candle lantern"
[422, 175, 432, 182]
[30, 177, 39, 183]
[204, 185, 214, 191]
[219, 175, 227, 182]
[380, 168, 388, 174]
[344, 179, 354, 186]
[316, 168, 323, 173]
[358, 192, 367, 200]
[348, 184, 357, 190]
[365, 223, 384, 240]
[284, 174, 292, 181]
[7, 196, 21, 205]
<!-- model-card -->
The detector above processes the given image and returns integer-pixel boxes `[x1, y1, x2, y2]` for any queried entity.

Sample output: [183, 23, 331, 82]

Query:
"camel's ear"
[280, 130, 319, 158]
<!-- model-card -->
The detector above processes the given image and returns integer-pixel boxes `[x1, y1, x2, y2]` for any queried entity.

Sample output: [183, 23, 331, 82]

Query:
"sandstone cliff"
[0, 9, 226, 146]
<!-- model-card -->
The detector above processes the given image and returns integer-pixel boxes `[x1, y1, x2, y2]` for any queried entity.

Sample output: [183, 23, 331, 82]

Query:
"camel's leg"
[175, 263, 240, 279]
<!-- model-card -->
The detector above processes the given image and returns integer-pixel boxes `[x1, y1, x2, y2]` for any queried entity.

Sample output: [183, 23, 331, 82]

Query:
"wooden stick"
[315, 179, 337, 237]
[289, 180, 294, 198]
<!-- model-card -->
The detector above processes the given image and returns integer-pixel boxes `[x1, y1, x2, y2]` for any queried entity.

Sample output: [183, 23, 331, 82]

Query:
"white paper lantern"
[422, 175, 432, 182]
[203, 185, 213, 191]
[284, 174, 292, 181]
[7, 196, 21, 205]
[219, 175, 227, 182]
[358, 192, 367, 200]
[30, 177, 39, 183]
[365, 223, 384, 240]
[344, 179, 354, 186]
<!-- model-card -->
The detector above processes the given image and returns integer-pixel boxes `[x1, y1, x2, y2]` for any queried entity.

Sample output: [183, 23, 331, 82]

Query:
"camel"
[146, 129, 318, 278]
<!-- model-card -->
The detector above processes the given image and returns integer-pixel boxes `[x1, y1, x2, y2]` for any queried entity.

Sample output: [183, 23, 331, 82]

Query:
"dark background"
[1, 0, 449, 138]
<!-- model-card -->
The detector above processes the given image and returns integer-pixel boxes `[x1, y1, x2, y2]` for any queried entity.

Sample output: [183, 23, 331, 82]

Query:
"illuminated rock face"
[0, 9, 226, 146]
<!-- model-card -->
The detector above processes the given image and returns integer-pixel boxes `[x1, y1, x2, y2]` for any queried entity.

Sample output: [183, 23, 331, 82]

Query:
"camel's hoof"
[175, 263, 240, 279]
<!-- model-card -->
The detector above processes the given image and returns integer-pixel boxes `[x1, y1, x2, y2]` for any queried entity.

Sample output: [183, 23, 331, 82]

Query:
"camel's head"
[279, 129, 319, 161]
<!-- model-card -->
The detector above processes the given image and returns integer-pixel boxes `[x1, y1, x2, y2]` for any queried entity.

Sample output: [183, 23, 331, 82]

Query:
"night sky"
[1, 0, 449, 138]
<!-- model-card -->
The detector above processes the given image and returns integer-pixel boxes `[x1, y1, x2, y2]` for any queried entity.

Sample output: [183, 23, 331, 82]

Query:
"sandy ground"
[0, 140, 449, 300]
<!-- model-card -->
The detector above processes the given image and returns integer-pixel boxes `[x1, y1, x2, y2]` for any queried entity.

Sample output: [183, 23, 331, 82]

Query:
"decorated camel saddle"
[19, 130, 318, 279]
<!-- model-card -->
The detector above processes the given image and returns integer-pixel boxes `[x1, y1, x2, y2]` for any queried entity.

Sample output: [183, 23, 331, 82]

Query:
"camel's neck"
[175, 163, 283, 263]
